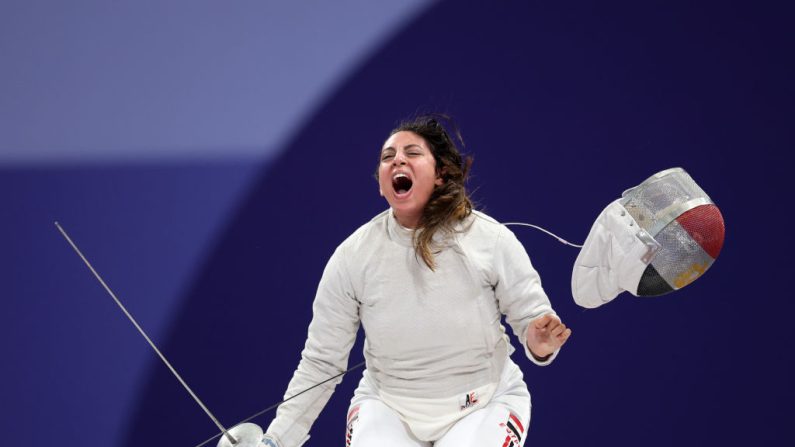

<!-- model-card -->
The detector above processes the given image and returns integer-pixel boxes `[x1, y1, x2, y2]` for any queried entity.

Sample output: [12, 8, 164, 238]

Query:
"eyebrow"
[381, 144, 424, 152]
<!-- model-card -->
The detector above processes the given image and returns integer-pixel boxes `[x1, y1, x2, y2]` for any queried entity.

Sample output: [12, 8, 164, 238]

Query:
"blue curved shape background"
[2, 1, 792, 446]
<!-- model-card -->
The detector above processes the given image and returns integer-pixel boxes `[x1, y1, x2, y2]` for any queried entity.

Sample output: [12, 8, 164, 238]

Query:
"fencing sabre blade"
[55, 222, 242, 445]
[56, 221, 367, 447]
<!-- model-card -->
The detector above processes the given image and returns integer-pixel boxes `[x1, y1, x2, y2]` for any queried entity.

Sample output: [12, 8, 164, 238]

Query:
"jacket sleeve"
[265, 244, 360, 447]
[492, 226, 560, 366]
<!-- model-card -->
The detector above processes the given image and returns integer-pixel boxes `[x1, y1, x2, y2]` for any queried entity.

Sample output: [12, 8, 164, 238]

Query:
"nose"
[393, 151, 407, 165]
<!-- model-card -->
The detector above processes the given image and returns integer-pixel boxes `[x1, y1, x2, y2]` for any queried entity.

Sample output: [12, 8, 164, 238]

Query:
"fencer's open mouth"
[392, 173, 413, 195]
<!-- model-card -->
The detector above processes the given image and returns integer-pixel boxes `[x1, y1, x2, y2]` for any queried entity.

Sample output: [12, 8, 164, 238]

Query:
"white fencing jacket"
[266, 210, 560, 447]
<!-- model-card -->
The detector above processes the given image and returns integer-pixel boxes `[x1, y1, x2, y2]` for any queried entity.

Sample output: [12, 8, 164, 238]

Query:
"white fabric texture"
[266, 210, 559, 447]
[348, 357, 530, 443]
[373, 379, 497, 441]
[571, 199, 654, 308]
[347, 399, 429, 447]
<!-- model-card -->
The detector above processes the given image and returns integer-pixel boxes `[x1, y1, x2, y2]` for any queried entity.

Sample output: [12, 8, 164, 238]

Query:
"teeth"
[392, 173, 409, 180]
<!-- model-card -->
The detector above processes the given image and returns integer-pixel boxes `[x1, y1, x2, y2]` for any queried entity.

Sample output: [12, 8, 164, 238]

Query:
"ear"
[379, 186, 384, 197]
[435, 167, 446, 186]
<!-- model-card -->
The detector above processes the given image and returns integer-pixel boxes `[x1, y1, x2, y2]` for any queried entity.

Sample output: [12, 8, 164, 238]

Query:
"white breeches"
[346, 359, 530, 447]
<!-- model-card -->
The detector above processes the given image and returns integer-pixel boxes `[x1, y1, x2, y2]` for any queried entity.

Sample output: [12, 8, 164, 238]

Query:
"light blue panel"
[0, 0, 433, 164]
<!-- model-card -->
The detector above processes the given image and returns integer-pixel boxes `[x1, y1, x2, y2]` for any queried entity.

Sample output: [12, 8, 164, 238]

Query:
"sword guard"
[216, 423, 265, 447]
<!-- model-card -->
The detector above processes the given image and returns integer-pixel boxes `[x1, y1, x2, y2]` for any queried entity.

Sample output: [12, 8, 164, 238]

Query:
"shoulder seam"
[471, 210, 500, 226]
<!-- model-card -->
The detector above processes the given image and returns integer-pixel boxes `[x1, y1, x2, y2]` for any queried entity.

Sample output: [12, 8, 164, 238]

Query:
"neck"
[393, 210, 420, 229]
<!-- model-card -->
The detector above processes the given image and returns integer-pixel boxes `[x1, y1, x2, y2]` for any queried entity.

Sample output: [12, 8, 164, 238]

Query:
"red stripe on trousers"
[509, 413, 524, 433]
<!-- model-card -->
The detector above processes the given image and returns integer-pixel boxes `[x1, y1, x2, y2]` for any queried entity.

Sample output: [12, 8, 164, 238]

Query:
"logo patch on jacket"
[459, 391, 479, 410]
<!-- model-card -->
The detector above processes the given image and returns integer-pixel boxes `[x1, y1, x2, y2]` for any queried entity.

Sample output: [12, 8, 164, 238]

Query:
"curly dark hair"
[376, 114, 474, 270]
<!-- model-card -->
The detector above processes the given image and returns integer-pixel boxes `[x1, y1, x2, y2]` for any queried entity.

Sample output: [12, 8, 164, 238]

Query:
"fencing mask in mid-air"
[571, 167, 725, 309]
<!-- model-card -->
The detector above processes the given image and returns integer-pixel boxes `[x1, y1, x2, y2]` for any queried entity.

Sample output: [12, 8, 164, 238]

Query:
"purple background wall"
[2, 1, 792, 446]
